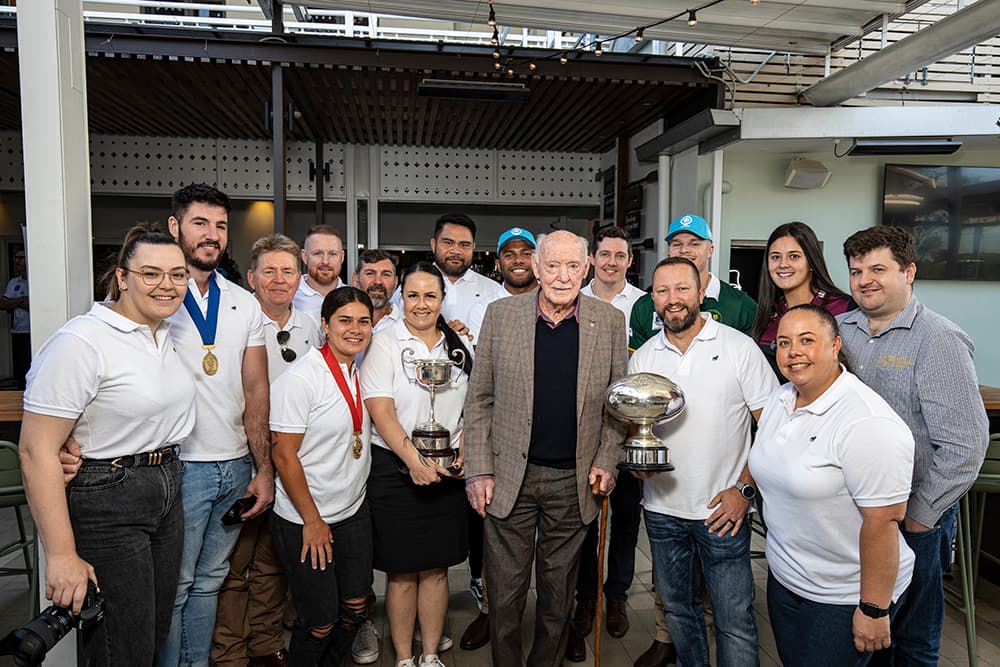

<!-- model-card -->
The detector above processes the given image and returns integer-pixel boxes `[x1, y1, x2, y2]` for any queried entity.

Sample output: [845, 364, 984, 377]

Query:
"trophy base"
[618, 445, 674, 473]
[413, 427, 456, 469]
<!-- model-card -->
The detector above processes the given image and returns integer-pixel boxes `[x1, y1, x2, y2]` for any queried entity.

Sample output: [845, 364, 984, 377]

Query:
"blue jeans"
[767, 571, 905, 667]
[868, 505, 957, 667]
[68, 458, 183, 665]
[644, 511, 758, 667]
[159, 455, 253, 667]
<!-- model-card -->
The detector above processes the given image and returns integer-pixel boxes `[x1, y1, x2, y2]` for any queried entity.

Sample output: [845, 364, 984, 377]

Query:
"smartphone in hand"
[221, 495, 258, 526]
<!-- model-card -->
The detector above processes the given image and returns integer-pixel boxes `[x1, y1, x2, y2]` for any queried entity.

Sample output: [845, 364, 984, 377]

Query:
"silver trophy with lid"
[605, 372, 685, 472]
[401, 347, 466, 469]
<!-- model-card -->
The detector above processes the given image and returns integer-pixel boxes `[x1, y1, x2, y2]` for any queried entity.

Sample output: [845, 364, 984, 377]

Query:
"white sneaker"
[413, 628, 453, 652]
[419, 654, 446, 667]
[396, 658, 416, 667]
[352, 619, 381, 664]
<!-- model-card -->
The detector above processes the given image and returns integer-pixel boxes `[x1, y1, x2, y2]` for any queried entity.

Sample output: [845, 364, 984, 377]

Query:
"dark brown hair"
[104, 224, 181, 301]
[842, 225, 917, 268]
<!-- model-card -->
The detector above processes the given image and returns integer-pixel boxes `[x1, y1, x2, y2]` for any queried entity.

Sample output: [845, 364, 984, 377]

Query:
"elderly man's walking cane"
[592, 481, 610, 667]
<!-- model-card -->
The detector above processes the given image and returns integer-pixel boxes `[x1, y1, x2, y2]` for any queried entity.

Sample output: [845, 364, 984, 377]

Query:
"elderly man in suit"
[464, 229, 628, 666]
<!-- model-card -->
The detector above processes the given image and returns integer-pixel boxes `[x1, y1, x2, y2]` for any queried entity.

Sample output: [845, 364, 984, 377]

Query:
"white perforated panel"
[325, 144, 346, 200]
[497, 151, 600, 203]
[90, 136, 217, 194]
[217, 139, 273, 197]
[380, 147, 494, 200]
[0, 131, 24, 191]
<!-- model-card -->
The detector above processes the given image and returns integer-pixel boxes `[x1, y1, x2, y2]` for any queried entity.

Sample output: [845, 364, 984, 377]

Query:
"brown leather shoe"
[634, 639, 677, 667]
[606, 599, 629, 638]
[564, 626, 587, 662]
[248, 649, 289, 667]
[460, 611, 490, 650]
[570, 599, 596, 637]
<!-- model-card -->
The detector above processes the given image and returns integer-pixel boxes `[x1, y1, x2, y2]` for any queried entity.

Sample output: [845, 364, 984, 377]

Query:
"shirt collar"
[705, 273, 721, 300]
[299, 275, 342, 297]
[782, 365, 851, 416]
[392, 316, 445, 349]
[90, 302, 169, 336]
[653, 312, 717, 350]
[262, 305, 304, 331]
[841, 294, 920, 336]
[536, 294, 580, 328]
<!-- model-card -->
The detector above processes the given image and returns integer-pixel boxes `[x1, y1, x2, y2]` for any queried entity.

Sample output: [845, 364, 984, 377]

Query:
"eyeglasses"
[125, 268, 189, 287]
[276, 330, 296, 363]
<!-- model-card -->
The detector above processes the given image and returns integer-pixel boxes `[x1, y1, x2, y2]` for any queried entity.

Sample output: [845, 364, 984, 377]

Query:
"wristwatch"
[858, 601, 890, 619]
[734, 481, 756, 500]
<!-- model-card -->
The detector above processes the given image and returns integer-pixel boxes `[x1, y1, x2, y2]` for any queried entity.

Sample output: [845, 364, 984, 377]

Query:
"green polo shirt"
[628, 277, 757, 352]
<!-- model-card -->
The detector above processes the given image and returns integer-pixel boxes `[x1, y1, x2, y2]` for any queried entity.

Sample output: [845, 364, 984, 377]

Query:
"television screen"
[882, 164, 1000, 281]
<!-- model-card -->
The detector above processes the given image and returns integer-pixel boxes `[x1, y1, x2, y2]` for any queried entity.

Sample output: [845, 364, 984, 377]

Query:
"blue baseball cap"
[497, 227, 537, 253]
[665, 214, 713, 242]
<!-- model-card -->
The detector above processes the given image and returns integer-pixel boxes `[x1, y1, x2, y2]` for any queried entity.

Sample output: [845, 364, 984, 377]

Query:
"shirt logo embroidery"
[876, 355, 914, 370]
[712, 355, 719, 361]
[809, 436, 816, 442]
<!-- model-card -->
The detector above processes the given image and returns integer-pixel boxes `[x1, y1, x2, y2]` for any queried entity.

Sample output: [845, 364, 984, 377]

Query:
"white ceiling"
[298, 0, 915, 56]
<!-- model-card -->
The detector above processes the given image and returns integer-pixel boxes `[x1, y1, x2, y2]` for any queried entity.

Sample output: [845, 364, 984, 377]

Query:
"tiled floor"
[2, 510, 1000, 666]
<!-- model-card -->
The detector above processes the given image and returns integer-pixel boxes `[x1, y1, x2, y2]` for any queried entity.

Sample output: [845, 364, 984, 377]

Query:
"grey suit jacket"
[464, 292, 629, 524]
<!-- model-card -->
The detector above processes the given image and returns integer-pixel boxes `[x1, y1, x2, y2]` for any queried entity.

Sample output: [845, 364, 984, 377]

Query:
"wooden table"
[0, 390, 23, 422]
[982, 385, 1000, 417]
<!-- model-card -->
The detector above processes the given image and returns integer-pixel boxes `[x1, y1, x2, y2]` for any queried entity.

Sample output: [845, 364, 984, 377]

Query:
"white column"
[344, 145, 358, 277]
[18, 2, 92, 662]
[709, 150, 725, 276]
[657, 153, 671, 262]
[18, 0, 94, 347]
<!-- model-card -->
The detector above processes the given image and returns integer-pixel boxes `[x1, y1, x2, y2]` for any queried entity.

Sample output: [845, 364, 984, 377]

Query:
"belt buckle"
[110, 456, 125, 469]
[150, 450, 162, 466]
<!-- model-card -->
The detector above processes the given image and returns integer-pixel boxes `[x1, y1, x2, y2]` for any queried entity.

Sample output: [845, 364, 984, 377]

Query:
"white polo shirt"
[372, 303, 402, 336]
[440, 268, 504, 327]
[359, 317, 469, 451]
[581, 280, 645, 340]
[629, 315, 777, 520]
[24, 303, 196, 459]
[292, 275, 343, 327]
[270, 347, 370, 525]
[466, 284, 522, 347]
[750, 371, 915, 605]
[261, 306, 321, 382]
[167, 272, 266, 461]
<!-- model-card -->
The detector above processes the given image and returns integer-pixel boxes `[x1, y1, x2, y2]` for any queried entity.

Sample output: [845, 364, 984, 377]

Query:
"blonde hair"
[249, 234, 301, 272]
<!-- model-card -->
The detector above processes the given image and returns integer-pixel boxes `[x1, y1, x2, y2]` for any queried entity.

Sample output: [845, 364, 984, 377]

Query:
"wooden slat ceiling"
[0, 25, 719, 153]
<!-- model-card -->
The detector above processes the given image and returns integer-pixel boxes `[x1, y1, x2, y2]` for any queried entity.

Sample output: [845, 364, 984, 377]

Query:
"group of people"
[15, 181, 990, 667]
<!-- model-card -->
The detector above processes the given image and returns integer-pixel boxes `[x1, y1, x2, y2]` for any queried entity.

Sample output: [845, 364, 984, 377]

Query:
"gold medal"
[202, 345, 219, 376]
[352, 430, 363, 459]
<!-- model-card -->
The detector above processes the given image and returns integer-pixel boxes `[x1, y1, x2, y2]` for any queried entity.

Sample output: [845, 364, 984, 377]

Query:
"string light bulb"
[750, 0, 760, 4]
[595, 41, 604, 56]
[559, 53, 568, 65]
[494, 61, 502, 70]
[491, 29, 499, 46]
[635, 28, 644, 42]
[488, 6, 496, 27]
[529, 62, 537, 71]
[493, 49, 501, 59]
[688, 10, 698, 27]
[507, 67, 514, 77]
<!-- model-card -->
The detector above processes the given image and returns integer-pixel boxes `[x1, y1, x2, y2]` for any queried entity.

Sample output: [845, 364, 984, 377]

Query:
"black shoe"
[564, 627, 587, 662]
[570, 599, 596, 637]
[606, 599, 629, 638]
[460, 612, 490, 650]
[634, 639, 677, 667]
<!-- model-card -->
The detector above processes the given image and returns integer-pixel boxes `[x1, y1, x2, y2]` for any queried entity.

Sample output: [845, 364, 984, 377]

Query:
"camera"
[0, 581, 104, 666]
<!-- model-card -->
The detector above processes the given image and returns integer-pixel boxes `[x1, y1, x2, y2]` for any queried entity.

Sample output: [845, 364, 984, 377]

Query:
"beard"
[660, 305, 699, 333]
[502, 266, 536, 289]
[434, 251, 471, 278]
[365, 285, 389, 309]
[177, 228, 221, 272]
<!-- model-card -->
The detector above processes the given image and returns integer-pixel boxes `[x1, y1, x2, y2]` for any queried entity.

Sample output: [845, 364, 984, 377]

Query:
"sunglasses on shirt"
[276, 330, 296, 363]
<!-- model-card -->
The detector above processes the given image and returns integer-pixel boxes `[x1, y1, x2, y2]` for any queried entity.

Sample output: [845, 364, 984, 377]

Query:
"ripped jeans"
[271, 502, 373, 666]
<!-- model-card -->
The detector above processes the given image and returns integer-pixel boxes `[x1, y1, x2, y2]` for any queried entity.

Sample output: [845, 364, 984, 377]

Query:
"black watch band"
[858, 601, 890, 619]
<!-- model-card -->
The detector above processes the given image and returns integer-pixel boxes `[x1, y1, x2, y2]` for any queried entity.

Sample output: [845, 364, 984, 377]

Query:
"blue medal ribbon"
[182, 271, 220, 347]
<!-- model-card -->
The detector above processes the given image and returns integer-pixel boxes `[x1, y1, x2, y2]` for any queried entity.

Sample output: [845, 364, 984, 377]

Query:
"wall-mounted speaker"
[784, 159, 831, 189]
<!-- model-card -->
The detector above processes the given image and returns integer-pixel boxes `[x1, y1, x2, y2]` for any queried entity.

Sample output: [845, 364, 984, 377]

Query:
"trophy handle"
[450, 348, 467, 386]
[400, 347, 416, 384]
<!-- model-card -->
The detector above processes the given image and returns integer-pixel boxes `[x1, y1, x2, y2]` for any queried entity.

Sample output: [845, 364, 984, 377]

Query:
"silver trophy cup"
[401, 347, 467, 469]
[605, 372, 685, 472]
